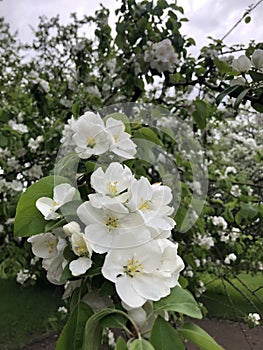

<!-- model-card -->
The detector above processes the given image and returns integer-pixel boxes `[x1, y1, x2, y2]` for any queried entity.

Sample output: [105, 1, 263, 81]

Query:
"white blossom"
[36, 183, 78, 220]
[144, 39, 179, 73]
[224, 253, 237, 264]
[248, 313, 261, 326]
[106, 118, 137, 159]
[251, 49, 263, 69]
[8, 120, 28, 134]
[232, 55, 251, 72]
[102, 236, 183, 308]
[72, 112, 111, 159]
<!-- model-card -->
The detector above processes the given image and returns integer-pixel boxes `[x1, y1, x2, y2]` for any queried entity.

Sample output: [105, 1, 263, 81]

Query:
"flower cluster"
[144, 39, 179, 73]
[247, 312, 261, 326]
[232, 49, 263, 72]
[27, 160, 184, 308]
[61, 111, 137, 160]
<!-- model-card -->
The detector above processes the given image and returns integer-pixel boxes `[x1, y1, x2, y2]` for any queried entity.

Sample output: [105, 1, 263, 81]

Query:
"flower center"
[45, 241, 56, 253]
[123, 257, 143, 278]
[75, 245, 89, 257]
[87, 137, 96, 148]
[108, 181, 118, 196]
[105, 216, 119, 230]
[139, 200, 151, 211]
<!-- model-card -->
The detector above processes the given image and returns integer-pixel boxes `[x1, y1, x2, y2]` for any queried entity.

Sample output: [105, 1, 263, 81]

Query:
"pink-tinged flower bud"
[251, 49, 263, 69]
[232, 55, 251, 72]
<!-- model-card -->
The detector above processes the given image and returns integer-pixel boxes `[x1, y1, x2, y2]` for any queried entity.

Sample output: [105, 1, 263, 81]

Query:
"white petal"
[116, 274, 146, 308]
[28, 232, 58, 259]
[36, 197, 60, 220]
[69, 257, 92, 276]
[84, 224, 113, 253]
[133, 273, 170, 301]
[53, 183, 77, 204]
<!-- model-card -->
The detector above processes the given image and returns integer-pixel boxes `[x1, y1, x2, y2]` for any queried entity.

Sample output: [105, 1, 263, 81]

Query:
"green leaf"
[14, 176, 71, 237]
[115, 337, 128, 350]
[192, 99, 209, 129]
[178, 322, 224, 350]
[216, 85, 240, 105]
[251, 101, 263, 112]
[103, 112, 131, 133]
[150, 316, 185, 350]
[0, 134, 8, 147]
[130, 339, 155, 350]
[82, 309, 130, 350]
[56, 302, 93, 350]
[100, 313, 127, 328]
[249, 70, 263, 82]
[214, 58, 232, 74]
[234, 88, 249, 109]
[244, 16, 251, 23]
[133, 127, 163, 146]
[72, 102, 80, 118]
[153, 286, 202, 319]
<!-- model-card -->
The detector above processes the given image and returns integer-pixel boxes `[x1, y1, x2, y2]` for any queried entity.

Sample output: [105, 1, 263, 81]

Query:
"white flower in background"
[230, 227, 240, 241]
[90, 162, 133, 201]
[26, 164, 43, 179]
[230, 77, 246, 86]
[224, 166, 237, 176]
[0, 224, 4, 233]
[77, 201, 147, 253]
[232, 55, 251, 72]
[39, 79, 50, 93]
[251, 49, 263, 69]
[8, 120, 28, 134]
[58, 306, 68, 314]
[212, 216, 228, 230]
[144, 39, 179, 73]
[183, 266, 194, 278]
[16, 269, 30, 285]
[72, 112, 111, 159]
[69, 223, 93, 276]
[106, 118, 137, 159]
[36, 183, 78, 220]
[102, 236, 182, 308]
[230, 185, 241, 197]
[224, 253, 237, 264]
[220, 233, 230, 243]
[86, 85, 101, 98]
[0, 166, 4, 175]
[28, 135, 44, 151]
[195, 233, 214, 249]
[27, 232, 58, 259]
[248, 313, 261, 326]
[10, 180, 23, 192]
[108, 330, 116, 347]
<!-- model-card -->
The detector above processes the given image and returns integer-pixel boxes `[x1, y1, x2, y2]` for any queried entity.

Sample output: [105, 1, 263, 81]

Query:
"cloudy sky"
[1, 0, 263, 54]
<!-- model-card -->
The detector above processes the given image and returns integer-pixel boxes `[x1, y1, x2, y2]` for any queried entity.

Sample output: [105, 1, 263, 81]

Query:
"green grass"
[0, 273, 262, 349]
[0, 279, 63, 350]
[200, 273, 263, 321]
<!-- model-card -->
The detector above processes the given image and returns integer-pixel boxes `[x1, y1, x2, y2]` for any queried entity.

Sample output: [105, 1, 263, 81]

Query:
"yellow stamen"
[123, 257, 143, 278]
[139, 200, 151, 211]
[87, 138, 96, 148]
[105, 216, 119, 230]
[108, 181, 118, 196]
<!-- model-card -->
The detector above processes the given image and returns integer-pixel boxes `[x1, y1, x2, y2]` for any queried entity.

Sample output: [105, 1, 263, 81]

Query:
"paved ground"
[21, 319, 263, 350]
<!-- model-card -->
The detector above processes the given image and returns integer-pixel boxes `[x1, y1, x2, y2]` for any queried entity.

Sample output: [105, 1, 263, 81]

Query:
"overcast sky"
[1, 0, 263, 54]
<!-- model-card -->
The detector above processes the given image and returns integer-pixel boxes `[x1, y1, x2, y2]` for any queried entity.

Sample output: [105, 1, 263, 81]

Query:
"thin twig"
[221, 276, 254, 350]
[221, 0, 263, 41]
